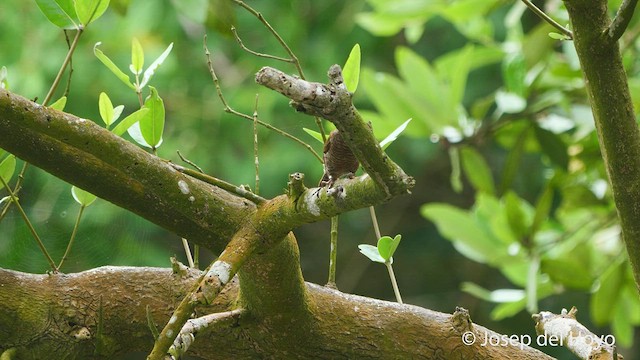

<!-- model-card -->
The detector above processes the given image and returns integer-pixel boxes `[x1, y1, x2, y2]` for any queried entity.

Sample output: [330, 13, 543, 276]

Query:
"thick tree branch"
[0, 88, 252, 254]
[0, 266, 554, 359]
[564, 0, 640, 292]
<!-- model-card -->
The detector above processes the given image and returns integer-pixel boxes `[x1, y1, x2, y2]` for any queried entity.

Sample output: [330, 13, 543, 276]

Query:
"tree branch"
[607, 0, 639, 42]
[0, 266, 554, 359]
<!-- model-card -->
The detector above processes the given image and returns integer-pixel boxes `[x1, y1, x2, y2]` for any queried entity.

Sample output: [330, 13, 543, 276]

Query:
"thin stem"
[43, 28, 84, 106]
[176, 150, 205, 173]
[327, 215, 339, 288]
[181, 238, 195, 268]
[231, 26, 293, 63]
[193, 245, 200, 269]
[253, 94, 260, 195]
[385, 262, 403, 304]
[231, 0, 305, 79]
[203, 35, 322, 163]
[57, 204, 86, 270]
[0, 176, 57, 271]
[520, 0, 573, 40]
[369, 206, 381, 240]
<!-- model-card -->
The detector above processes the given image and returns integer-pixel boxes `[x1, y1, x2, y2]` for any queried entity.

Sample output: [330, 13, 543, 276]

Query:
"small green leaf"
[35, 0, 79, 29]
[94, 42, 135, 90]
[530, 181, 554, 238]
[303, 128, 325, 144]
[491, 299, 527, 320]
[49, 96, 67, 111]
[0, 66, 9, 89]
[534, 125, 568, 169]
[377, 234, 401, 262]
[460, 145, 495, 195]
[71, 186, 97, 206]
[591, 258, 625, 325]
[548, 32, 571, 41]
[461, 282, 525, 303]
[342, 44, 361, 93]
[380, 118, 411, 150]
[112, 108, 148, 136]
[131, 37, 144, 75]
[98, 92, 114, 127]
[504, 191, 528, 240]
[140, 42, 173, 88]
[358, 244, 385, 263]
[0, 154, 16, 190]
[75, 0, 110, 26]
[113, 105, 124, 123]
[139, 87, 165, 148]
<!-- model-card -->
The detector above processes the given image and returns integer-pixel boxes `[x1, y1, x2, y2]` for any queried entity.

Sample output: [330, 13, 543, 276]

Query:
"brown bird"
[318, 130, 359, 187]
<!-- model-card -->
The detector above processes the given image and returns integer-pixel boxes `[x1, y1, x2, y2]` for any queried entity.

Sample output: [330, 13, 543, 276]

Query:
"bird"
[318, 129, 359, 188]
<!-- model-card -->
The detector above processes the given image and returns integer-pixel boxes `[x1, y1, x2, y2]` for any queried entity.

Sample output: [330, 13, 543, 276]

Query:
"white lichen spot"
[208, 260, 232, 285]
[188, 196, 195, 202]
[73, 327, 91, 340]
[304, 191, 321, 216]
[178, 180, 190, 194]
[354, 306, 359, 312]
[168, 315, 178, 324]
[166, 329, 174, 338]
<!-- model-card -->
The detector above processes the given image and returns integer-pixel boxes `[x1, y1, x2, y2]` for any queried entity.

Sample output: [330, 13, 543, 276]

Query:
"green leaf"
[502, 53, 526, 97]
[534, 125, 568, 169]
[342, 44, 361, 93]
[49, 96, 67, 111]
[380, 118, 411, 150]
[0, 66, 9, 90]
[530, 181, 554, 238]
[491, 299, 527, 320]
[461, 282, 525, 303]
[71, 186, 97, 206]
[139, 87, 165, 148]
[499, 123, 530, 194]
[303, 128, 325, 144]
[548, 32, 571, 41]
[504, 191, 528, 240]
[140, 42, 174, 88]
[94, 42, 135, 90]
[449, 147, 463, 193]
[75, 0, 110, 26]
[358, 244, 385, 263]
[377, 234, 401, 262]
[112, 108, 148, 136]
[0, 154, 16, 190]
[591, 258, 625, 325]
[495, 90, 526, 114]
[98, 92, 114, 127]
[460, 146, 495, 195]
[35, 0, 79, 29]
[131, 37, 144, 75]
[541, 258, 592, 290]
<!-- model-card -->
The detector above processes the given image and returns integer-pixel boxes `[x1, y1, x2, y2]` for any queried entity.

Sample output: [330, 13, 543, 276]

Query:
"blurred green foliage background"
[2, 0, 640, 358]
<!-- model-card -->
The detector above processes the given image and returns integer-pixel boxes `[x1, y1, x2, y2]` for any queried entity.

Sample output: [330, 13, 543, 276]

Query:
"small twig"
[57, 204, 86, 270]
[62, 30, 75, 98]
[608, 0, 639, 42]
[43, 28, 84, 106]
[327, 215, 339, 288]
[0, 176, 57, 271]
[176, 150, 205, 173]
[520, 0, 573, 40]
[253, 94, 260, 195]
[231, 0, 305, 79]
[171, 163, 266, 204]
[203, 35, 322, 163]
[231, 26, 293, 63]
[369, 206, 381, 240]
[181, 238, 195, 268]
[385, 262, 403, 304]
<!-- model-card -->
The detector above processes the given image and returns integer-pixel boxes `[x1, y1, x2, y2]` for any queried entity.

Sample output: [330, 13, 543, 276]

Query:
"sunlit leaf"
[342, 44, 361, 93]
[98, 92, 114, 127]
[140, 42, 173, 88]
[112, 108, 148, 136]
[71, 186, 97, 206]
[358, 244, 385, 263]
[303, 128, 325, 144]
[139, 87, 165, 148]
[94, 42, 135, 90]
[75, 0, 110, 26]
[131, 37, 144, 75]
[49, 96, 67, 111]
[380, 118, 411, 150]
[35, 0, 79, 29]
[377, 234, 401, 262]
[591, 258, 625, 325]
